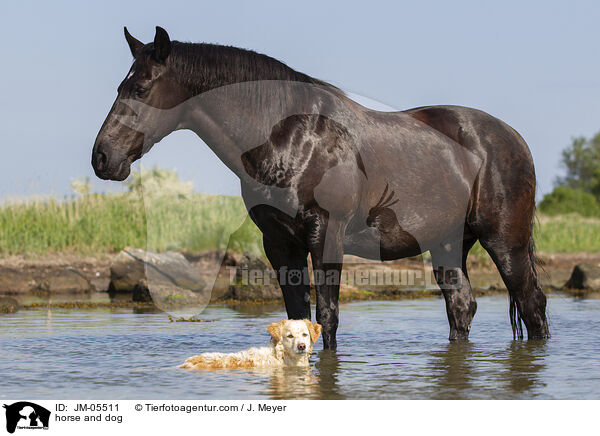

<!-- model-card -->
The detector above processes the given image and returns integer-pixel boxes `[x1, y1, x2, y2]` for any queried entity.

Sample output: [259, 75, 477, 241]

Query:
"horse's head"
[92, 26, 191, 180]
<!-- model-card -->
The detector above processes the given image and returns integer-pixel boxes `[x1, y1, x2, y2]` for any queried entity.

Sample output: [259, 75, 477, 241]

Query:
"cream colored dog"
[180, 319, 322, 369]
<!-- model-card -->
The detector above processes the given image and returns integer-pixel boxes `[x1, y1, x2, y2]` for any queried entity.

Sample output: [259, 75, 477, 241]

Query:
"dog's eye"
[287, 334, 294, 338]
[303, 333, 308, 337]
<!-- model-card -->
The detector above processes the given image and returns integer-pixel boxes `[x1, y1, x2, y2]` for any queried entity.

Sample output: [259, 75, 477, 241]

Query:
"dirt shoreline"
[1, 251, 599, 312]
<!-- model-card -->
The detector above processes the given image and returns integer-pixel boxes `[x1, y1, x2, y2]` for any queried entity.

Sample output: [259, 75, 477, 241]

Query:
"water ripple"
[0, 295, 599, 399]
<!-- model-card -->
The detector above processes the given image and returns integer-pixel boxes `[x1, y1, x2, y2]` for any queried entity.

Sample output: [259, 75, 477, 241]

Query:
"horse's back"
[403, 104, 537, 244]
[402, 105, 534, 168]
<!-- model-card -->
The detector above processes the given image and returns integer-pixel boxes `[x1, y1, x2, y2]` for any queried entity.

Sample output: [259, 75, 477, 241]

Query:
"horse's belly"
[343, 228, 423, 261]
[344, 212, 467, 261]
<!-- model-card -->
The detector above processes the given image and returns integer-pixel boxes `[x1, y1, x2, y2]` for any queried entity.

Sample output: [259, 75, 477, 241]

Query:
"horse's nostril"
[94, 150, 108, 171]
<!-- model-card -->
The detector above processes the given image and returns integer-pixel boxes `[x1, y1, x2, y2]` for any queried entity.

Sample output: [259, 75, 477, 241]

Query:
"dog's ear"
[268, 320, 285, 343]
[305, 320, 322, 344]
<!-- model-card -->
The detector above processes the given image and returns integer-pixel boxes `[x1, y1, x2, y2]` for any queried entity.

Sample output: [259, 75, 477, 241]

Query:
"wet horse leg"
[263, 236, 311, 320]
[309, 216, 345, 350]
[430, 237, 478, 341]
[479, 235, 549, 339]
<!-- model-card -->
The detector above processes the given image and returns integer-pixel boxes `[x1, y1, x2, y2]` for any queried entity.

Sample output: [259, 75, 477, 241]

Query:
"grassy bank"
[1, 192, 599, 256]
[466, 213, 600, 258]
[0, 192, 262, 256]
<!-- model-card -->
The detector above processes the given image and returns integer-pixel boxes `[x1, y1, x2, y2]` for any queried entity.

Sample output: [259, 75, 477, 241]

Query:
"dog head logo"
[3, 402, 50, 434]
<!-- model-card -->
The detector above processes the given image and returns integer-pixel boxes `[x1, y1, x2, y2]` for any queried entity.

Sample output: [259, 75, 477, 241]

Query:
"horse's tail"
[509, 295, 523, 340]
[510, 214, 549, 340]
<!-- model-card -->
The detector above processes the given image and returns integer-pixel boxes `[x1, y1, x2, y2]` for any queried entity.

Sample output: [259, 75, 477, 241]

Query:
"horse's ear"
[153, 26, 171, 64]
[124, 27, 143, 58]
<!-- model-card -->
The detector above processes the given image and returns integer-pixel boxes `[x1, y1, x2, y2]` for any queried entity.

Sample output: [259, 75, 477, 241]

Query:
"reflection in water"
[429, 342, 475, 399]
[263, 341, 548, 400]
[500, 340, 547, 396]
[264, 367, 319, 399]
[109, 292, 134, 303]
[427, 340, 548, 399]
[314, 350, 345, 400]
[1, 296, 598, 399]
[262, 350, 345, 399]
[132, 307, 163, 314]
[226, 303, 284, 317]
[46, 297, 52, 327]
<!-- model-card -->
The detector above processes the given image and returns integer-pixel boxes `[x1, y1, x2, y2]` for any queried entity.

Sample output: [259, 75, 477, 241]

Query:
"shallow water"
[1, 294, 599, 399]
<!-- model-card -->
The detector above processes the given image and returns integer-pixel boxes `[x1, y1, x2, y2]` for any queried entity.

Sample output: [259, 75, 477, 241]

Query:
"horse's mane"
[141, 41, 344, 98]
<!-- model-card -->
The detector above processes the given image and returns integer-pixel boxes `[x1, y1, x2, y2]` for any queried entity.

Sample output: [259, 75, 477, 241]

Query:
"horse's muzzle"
[92, 142, 131, 181]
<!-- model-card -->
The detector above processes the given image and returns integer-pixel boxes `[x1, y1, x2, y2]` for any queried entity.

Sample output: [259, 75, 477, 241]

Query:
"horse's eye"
[134, 85, 148, 98]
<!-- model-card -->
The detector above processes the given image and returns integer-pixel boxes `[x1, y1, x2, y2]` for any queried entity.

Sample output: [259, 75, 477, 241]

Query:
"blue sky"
[1, 0, 599, 199]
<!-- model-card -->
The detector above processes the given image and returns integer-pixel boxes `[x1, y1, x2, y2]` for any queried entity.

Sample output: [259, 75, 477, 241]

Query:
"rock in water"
[564, 264, 600, 290]
[0, 297, 19, 313]
[228, 252, 282, 302]
[109, 248, 207, 293]
[110, 248, 209, 315]
[132, 279, 152, 302]
[0, 267, 36, 294]
[109, 249, 146, 292]
[38, 268, 93, 293]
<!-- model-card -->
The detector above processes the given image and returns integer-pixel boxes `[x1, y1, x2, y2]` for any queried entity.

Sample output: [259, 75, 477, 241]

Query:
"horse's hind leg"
[430, 237, 478, 341]
[479, 235, 549, 339]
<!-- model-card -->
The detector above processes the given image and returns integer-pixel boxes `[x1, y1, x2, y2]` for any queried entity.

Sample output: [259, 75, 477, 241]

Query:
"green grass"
[0, 194, 145, 254]
[465, 213, 600, 257]
[1, 192, 599, 256]
[534, 214, 600, 253]
[143, 193, 262, 255]
[0, 192, 263, 256]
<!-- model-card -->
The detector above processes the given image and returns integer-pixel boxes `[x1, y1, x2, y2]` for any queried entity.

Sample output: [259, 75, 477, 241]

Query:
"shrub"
[125, 165, 194, 199]
[538, 186, 600, 217]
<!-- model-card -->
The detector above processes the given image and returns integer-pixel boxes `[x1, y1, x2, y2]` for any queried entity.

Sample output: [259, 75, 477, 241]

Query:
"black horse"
[92, 27, 549, 349]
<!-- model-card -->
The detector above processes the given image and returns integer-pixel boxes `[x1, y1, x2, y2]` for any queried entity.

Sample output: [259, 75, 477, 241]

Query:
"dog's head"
[268, 319, 322, 357]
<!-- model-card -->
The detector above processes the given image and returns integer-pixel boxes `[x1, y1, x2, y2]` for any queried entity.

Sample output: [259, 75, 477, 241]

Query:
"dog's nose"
[298, 343, 306, 351]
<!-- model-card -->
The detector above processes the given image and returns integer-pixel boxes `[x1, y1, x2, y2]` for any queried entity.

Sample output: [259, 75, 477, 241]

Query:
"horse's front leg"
[430, 238, 478, 341]
[309, 216, 345, 350]
[263, 235, 311, 320]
